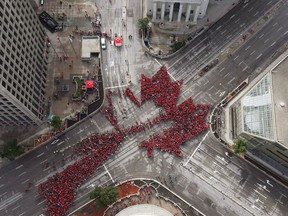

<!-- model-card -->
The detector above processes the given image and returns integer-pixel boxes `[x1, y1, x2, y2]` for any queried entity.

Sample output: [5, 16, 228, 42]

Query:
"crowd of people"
[39, 130, 125, 216]
[101, 89, 121, 131]
[123, 87, 141, 107]
[38, 66, 209, 215]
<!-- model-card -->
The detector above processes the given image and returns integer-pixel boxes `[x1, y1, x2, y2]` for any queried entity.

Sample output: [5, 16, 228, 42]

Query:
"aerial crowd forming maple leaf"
[38, 65, 209, 216]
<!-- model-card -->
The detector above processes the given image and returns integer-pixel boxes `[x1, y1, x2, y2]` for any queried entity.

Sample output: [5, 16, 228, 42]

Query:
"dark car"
[39, 11, 58, 32]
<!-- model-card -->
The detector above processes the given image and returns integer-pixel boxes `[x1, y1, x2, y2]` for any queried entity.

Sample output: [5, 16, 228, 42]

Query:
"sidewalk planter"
[72, 76, 84, 101]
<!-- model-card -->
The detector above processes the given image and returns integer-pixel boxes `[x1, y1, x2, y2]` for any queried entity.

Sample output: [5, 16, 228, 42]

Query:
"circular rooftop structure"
[115, 204, 173, 216]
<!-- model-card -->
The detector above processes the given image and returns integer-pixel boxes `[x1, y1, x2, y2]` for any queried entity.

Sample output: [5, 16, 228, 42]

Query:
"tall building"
[229, 55, 288, 180]
[0, 0, 48, 126]
[147, 0, 209, 24]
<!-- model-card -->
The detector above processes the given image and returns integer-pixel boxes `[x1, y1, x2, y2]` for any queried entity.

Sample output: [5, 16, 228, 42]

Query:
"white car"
[101, 37, 106, 50]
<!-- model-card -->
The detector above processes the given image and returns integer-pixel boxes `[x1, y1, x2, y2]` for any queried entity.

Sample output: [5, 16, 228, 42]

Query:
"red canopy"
[114, 37, 122, 47]
[85, 80, 94, 88]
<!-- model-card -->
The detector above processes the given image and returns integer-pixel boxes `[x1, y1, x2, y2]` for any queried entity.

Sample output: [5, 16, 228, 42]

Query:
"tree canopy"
[1, 139, 24, 160]
[170, 41, 186, 52]
[51, 115, 62, 130]
[137, 17, 150, 31]
[90, 186, 119, 208]
[232, 138, 247, 154]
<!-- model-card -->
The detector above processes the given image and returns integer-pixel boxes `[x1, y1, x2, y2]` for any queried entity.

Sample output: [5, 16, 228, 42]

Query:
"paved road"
[164, 0, 281, 83]
[1, 0, 288, 216]
[184, 134, 288, 216]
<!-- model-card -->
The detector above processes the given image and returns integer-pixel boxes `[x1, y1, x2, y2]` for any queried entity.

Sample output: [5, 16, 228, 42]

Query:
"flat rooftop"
[271, 55, 288, 149]
[115, 204, 173, 216]
[81, 36, 100, 59]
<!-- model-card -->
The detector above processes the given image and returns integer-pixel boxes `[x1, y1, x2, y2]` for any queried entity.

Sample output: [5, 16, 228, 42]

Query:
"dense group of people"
[38, 66, 209, 215]
[38, 131, 125, 216]
[123, 87, 141, 107]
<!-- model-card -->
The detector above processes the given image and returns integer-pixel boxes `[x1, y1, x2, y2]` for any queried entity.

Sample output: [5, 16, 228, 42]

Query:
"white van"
[101, 38, 106, 50]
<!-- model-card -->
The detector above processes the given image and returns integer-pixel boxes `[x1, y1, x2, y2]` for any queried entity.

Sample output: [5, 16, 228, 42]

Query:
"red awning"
[85, 80, 94, 88]
[114, 37, 122, 47]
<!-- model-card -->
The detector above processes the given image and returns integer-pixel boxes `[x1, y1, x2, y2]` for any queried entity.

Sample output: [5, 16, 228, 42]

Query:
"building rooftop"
[271, 55, 288, 149]
[115, 204, 173, 216]
[81, 36, 100, 60]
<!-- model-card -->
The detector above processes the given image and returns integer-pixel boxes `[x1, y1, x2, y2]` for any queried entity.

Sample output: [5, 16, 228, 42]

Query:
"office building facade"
[0, 0, 48, 126]
[147, 0, 209, 24]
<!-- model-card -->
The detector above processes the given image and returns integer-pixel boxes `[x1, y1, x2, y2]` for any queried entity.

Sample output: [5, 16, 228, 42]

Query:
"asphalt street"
[1, 0, 288, 216]
[164, 0, 281, 82]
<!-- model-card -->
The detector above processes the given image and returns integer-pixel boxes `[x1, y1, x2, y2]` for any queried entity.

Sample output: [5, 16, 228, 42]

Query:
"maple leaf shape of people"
[38, 65, 209, 216]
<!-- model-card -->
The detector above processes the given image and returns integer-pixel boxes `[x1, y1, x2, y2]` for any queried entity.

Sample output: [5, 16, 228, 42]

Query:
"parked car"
[39, 11, 58, 32]
[101, 37, 106, 50]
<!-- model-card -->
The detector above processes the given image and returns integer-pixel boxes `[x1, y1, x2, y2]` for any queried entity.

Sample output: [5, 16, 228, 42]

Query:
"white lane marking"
[57, 141, 65, 146]
[235, 18, 240, 23]
[18, 172, 26, 177]
[0, 193, 23, 211]
[267, 0, 272, 5]
[11, 205, 21, 211]
[105, 84, 128, 89]
[245, 45, 251, 50]
[154, 58, 162, 66]
[219, 67, 225, 72]
[254, 189, 267, 199]
[257, 183, 270, 192]
[19, 212, 26, 216]
[36, 152, 44, 158]
[233, 55, 239, 60]
[224, 72, 231, 78]
[51, 139, 59, 145]
[228, 77, 236, 84]
[251, 204, 261, 210]
[253, 11, 259, 16]
[0, 192, 7, 197]
[37, 200, 46, 206]
[167, 69, 177, 82]
[250, 50, 255, 56]
[255, 198, 264, 204]
[270, 42, 276, 47]
[277, 27, 283, 32]
[266, 180, 273, 187]
[216, 25, 222, 30]
[242, 66, 248, 71]
[184, 131, 210, 166]
[15, 165, 23, 170]
[21, 179, 30, 184]
[256, 54, 262, 60]
[284, 31, 288, 35]
[221, 30, 227, 35]
[248, 7, 254, 12]
[40, 159, 47, 164]
[259, 34, 264, 39]
[272, 22, 278, 27]
[230, 14, 235, 19]
[264, 39, 269, 44]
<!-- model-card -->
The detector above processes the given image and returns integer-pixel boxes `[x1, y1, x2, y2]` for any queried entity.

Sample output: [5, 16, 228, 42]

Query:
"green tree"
[137, 17, 150, 31]
[170, 41, 186, 52]
[232, 138, 247, 154]
[51, 115, 62, 130]
[90, 186, 119, 208]
[1, 139, 24, 160]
